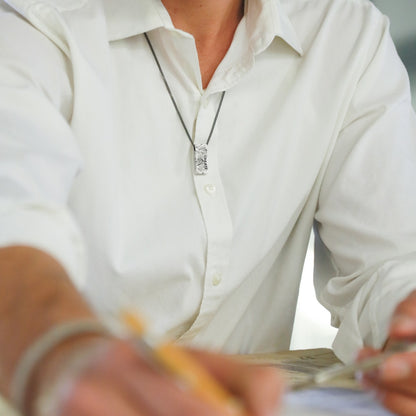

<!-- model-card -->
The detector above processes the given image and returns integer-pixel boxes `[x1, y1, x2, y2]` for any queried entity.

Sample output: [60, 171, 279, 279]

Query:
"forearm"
[0, 245, 96, 398]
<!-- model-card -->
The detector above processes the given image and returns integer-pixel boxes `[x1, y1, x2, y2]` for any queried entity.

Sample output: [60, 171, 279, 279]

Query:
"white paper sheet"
[281, 388, 395, 416]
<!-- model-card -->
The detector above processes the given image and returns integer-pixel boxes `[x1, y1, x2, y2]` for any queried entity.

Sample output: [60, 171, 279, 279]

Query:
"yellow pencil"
[121, 311, 245, 415]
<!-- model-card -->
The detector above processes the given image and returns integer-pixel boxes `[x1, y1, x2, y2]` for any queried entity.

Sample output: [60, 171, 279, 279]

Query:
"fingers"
[359, 351, 416, 416]
[63, 364, 225, 416]
[357, 292, 416, 416]
[389, 290, 416, 340]
[36, 338, 285, 416]
[358, 337, 416, 414]
[189, 348, 285, 416]
[118, 357, 231, 416]
[364, 352, 416, 395]
[373, 388, 416, 416]
[236, 365, 284, 416]
[52, 340, 278, 416]
[379, 353, 415, 384]
[93, 341, 232, 416]
[59, 375, 144, 416]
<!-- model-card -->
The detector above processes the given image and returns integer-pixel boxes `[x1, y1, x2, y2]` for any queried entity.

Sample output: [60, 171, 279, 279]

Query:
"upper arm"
[0, 4, 86, 284]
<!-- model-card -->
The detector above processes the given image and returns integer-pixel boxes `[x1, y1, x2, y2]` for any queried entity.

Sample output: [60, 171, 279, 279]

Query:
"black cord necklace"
[144, 33, 226, 175]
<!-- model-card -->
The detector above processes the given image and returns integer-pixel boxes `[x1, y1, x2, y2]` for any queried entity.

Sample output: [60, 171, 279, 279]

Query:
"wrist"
[10, 319, 111, 416]
[30, 336, 114, 416]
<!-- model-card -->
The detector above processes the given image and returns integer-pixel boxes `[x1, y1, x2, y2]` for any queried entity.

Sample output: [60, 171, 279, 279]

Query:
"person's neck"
[161, 0, 244, 43]
[161, 0, 244, 88]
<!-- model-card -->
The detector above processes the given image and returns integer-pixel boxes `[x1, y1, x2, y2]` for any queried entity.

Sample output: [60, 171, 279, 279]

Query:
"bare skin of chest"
[161, 0, 244, 88]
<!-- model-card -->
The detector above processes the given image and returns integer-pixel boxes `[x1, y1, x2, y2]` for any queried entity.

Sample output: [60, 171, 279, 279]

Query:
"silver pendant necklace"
[144, 33, 226, 175]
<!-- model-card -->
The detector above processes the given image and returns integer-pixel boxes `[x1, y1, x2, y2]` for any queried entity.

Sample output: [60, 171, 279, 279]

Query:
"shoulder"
[1, 0, 87, 13]
[282, 0, 384, 22]
[0, 2, 70, 71]
[279, 0, 391, 74]
[0, 1, 72, 113]
[281, 0, 389, 50]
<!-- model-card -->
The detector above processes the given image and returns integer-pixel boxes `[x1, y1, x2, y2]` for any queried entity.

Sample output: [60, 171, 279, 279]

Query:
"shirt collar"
[102, 0, 303, 56]
[101, 0, 169, 41]
[255, 0, 304, 55]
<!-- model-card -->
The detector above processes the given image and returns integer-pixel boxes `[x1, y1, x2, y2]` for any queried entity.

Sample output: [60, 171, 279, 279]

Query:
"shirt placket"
[179, 91, 233, 341]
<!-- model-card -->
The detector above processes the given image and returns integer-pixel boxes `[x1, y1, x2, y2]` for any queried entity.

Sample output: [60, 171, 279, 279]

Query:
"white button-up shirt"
[1, 0, 416, 362]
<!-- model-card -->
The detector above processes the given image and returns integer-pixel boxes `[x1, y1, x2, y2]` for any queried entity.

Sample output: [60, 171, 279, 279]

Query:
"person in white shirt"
[0, 0, 416, 415]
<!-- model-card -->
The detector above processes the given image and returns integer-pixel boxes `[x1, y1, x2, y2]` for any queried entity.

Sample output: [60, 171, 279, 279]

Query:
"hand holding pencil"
[29, 312, 284, 416]
[121, 311, 247, 415]
[120, 310, 283, 416]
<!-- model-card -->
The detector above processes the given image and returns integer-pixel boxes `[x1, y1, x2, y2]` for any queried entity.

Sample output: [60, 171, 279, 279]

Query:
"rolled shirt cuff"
[0, 200, 87, 288]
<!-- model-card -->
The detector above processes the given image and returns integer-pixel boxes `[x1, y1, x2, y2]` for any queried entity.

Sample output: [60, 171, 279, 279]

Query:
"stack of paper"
[241, 348, 394, 416]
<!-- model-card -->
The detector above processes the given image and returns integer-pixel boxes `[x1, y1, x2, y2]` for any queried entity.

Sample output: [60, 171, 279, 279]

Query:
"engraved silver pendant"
[194, 144, 208, 175]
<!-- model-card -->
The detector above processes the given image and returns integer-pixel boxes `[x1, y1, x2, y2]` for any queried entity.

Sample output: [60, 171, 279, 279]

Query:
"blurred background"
[291, 0, 416, 351]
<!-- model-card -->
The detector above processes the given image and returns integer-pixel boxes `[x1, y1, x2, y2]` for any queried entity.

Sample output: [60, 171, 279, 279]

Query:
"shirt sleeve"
[314, 13, 416, 362]
[0, 5, 86, 286]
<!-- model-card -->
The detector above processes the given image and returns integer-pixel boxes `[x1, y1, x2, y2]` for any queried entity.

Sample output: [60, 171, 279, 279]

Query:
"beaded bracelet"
[11, 319, 110, 414]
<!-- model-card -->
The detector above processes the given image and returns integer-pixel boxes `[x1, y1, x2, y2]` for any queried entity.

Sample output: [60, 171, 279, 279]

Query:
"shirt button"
[204, 184, 216, 195]
[212, 273, 222, 286]
[201, 97, 209, 109]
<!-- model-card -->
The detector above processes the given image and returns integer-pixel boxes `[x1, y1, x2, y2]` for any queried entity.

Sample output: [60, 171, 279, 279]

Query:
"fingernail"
[380, 358, 412, 381]
[390, 315, 416, 332]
